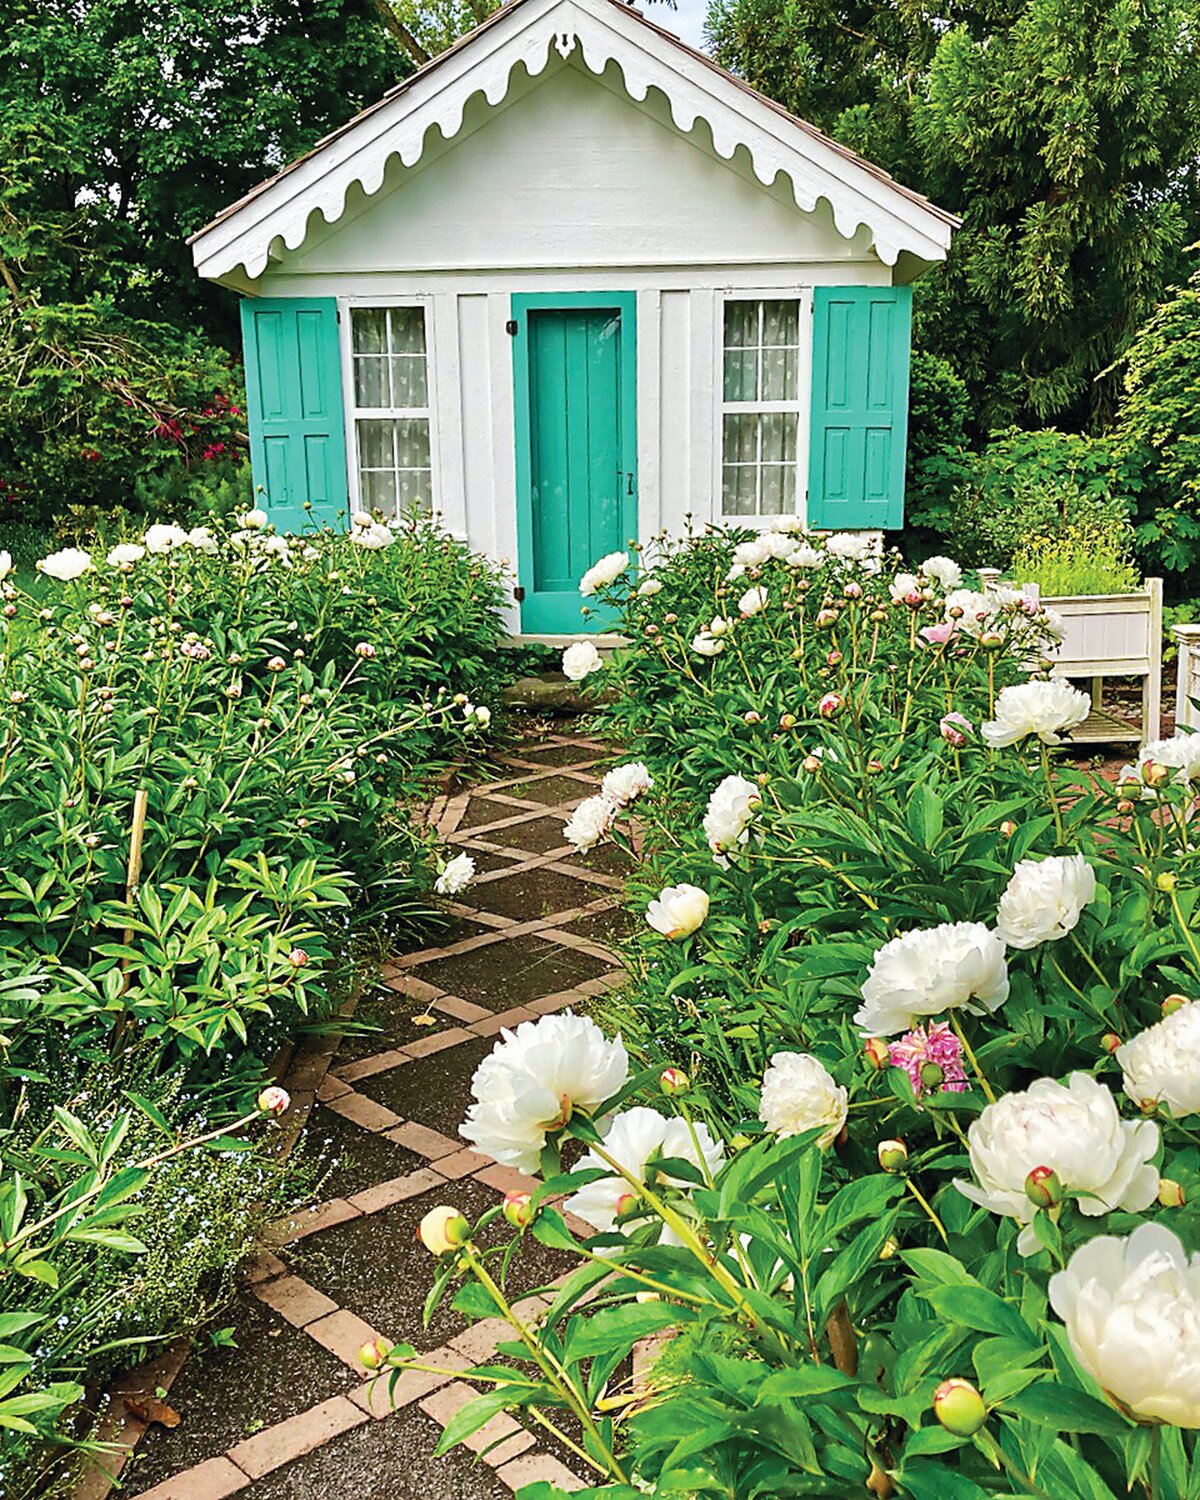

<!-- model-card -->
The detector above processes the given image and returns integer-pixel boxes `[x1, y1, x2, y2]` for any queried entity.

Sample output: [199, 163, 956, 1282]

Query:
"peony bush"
[375, 524, 1200, 1498]
[0, 508, 509, 1485]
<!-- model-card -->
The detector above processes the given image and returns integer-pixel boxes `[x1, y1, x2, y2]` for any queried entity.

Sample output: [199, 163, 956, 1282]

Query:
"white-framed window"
[720, 296, 804, 519]
[348, 305, 433, 516]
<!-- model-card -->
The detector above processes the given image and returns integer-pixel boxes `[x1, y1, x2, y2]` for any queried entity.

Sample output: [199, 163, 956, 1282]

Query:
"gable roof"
[191, 0, 958, 287]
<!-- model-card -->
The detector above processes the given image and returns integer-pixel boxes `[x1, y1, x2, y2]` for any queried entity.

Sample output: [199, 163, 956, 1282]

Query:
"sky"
[653, 0, 710, 51]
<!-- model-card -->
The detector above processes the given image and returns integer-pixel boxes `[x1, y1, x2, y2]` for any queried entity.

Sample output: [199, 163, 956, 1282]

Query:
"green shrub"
[0, 510, 510, 1481]
[0, 299, 245, 527]
[393, 526, 1200, 1498]
[1010, 514, 1141, 596]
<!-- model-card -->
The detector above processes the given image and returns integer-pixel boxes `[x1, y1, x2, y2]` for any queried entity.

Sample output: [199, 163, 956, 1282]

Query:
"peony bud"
[288, 948, 309, 968]
[418, 1205, 471, 1255]
[863, 1037, 890, 1071]
[614, 1191, 640, 1221]
[502, 1190, 536, 1230]
[999, 820, 1017, 838]
[1142, 761, 1170, 789]
[780, 712, 797, 730]
[743, 710, 762, 724]
[818, 692, 843, 718]
[660, 1066, 689, 1096]
[878, 1236, 899, 1260]
[359, 1338, 390, 1370]
[826, 650, 843, 667]
[1157, 871, 1178, 893]
[844, 582, 862, 600]
[919, 1061, 944, 1091]
[257, 1086, 290, 1117]
[1158, 1178, 1186, 1208]
[354, 641, 377, 660]
[933, 1379, 987, 1437]
[1162, 994, 1189, 1017]
[267, 656, 286, 672]
[1024, 1165, 1062, 1209]
[877, 1139, 908, 1173]
[1101, 1032, 1122, 1054]
[803, 754, 822, 773]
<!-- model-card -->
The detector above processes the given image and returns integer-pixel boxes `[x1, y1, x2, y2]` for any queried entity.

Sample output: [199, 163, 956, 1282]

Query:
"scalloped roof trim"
[191, 0, 958, 284]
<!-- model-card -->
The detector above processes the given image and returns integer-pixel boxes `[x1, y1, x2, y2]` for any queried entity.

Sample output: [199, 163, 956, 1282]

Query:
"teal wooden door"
[240, 297, 349, 531]
[512, 293, 637, 634]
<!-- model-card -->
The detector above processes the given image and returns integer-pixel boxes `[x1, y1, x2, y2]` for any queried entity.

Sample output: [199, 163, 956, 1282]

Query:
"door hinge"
[506, 319, 518, 336]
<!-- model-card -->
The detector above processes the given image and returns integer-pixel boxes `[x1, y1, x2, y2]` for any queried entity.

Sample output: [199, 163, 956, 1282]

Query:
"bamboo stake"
[110, 789, 149, 1062]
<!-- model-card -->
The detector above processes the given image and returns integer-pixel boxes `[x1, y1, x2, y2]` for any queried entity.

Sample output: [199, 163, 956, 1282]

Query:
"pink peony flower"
[940, 711, 972, 748]
[889, 1022, 968, 1103]
[920, 621, 958, 648]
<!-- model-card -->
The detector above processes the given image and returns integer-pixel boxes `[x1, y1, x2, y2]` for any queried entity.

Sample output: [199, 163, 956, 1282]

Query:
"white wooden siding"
[259, 51, 891, 629]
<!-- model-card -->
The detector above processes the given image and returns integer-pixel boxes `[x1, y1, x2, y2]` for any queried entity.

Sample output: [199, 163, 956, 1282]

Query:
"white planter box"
[1175, 624, 1200, 732]
[979, 572, 1163, 746]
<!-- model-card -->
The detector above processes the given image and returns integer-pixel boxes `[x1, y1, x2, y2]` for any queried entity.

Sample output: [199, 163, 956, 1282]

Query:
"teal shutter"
[240, 297, 349, 531]
[808, 286, 912, 531]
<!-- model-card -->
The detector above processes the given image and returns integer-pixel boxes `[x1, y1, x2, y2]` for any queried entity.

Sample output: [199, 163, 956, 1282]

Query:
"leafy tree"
[1113, 261, 1200, 582]
[708, 0, 1200, 433]
[0, 0, 410, 338]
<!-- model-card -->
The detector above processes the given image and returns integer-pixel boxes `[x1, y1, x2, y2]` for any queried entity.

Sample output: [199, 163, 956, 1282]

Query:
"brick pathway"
[120, 728, 628, 1500]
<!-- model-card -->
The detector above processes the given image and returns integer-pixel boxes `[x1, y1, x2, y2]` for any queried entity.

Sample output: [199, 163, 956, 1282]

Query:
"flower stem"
[950, 1013, 995, 1104]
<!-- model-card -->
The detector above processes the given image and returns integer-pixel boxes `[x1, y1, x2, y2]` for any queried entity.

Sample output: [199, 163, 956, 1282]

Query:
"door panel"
[513, 294, 637, 634]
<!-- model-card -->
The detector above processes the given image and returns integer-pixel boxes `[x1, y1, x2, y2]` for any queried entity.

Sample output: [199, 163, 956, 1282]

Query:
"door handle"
[621, 471, 634, 496]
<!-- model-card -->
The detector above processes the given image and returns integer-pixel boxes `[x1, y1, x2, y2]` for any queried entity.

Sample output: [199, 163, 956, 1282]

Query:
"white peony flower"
[601, 762, 653, 807]
[759, 1052, 848, 1148]
[1117, 1002, 1200, 1117]
[351, 510, 373, 528]
[955, 1074, 1159, 1255]
[786, 545, 825, 569]
[889, 572, 921, 602]
[1049, 1223, 1200, 1426]
[1141, 733, 1200, 786]
[738, 586, 768, 616]
[709, 616, 734, 637]
[691, 631, 724, 657]
[731, 538, 771, 570]
[702, 773, 762, 859]
[994, 854, 1097, 950]
[473, 706, 491, 728]
[645, 883, 709, 939]
[37, 547, 93, 581]
[263, 535, 291, 561]
[760, 530, 796, 560]
[579, 550, 629, 596]
[106, 543, 145, 568]
[854, 921, 1009, 1037]
[825, 532, 873, 561]
[434, 853, 476, 896]
[636, 578, 663, 598]
[562, 641, 602, 681]
[563, 794, 616, 853]
[142, 523, 190, 554]
[0, 550, 11, 580]
[243, 508, 269, 530]
[921, 556, 963, 591]
[461, 1013, 629, 1174]
[350, 522, 393, 549]
[565, 1106, 723, 1239]
[187, 526, 218, 554]
[943, 589, 993, 637]
[981, 679, 1091, 748]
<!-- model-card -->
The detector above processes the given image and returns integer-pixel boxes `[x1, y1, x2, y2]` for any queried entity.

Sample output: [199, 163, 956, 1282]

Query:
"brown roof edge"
[189, 0, 959, 248]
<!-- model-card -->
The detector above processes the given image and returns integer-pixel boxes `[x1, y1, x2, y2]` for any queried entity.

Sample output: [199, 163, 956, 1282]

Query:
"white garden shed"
[191, 0, 957, 635]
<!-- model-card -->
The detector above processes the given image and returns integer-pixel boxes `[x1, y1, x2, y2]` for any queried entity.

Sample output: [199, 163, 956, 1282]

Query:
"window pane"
[357, 419, 395, 469]
[354, 356, 389, 409]
[762, 347, 798, 402]
[393, 418, 430, 469]
[760, 466, 795, 516]
[722, 465, 758, 516]
[388, 306, 426, 355]
[760, 412, 798, 464]
[352, 308, 387, 355]
[723, 301, 759, 349]
[391, 355, 428, 408]
[722, 413, 758, 465]
[361, 469, 397, 514]
[723, 349, 758, 403]
[397, 468, 432, 514]
[761, 299, 799, 348]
